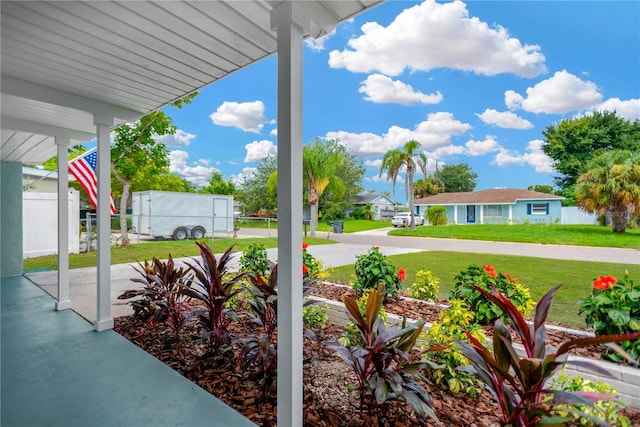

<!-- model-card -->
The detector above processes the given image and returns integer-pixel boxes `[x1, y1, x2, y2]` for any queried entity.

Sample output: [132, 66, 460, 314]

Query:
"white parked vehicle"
[391, 212, 424, 227]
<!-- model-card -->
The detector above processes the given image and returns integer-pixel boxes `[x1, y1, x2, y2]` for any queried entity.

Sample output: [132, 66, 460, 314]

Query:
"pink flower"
[483, 264, 497, 278]
[593, 275, 617, 290]
[398, 268, 407, 282]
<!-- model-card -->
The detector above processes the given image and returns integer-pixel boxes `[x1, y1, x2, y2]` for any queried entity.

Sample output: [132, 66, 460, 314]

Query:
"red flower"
[504, 273, 518, 284]
[398, 268, 407, 281]
[373, 246, 380, 250]
[302, 242, 309, 250]
[483, 264, 497, 278]
[593, 275, 617, 290]
[303, 264, 308, 275]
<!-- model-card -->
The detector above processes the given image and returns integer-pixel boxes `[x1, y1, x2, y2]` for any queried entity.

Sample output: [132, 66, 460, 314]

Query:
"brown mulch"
[113, 282, 640, 427]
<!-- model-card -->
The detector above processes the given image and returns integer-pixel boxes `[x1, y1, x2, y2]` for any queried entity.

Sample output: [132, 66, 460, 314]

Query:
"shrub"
[549, 374, 631, 427]
[302, 303, 328, 330]
[110, 216, 132, 231]
[352, 246, 403, 299]
[455, 284, 640, 427]
[426, 205, 447, 226]
[324, 284, 440, 422]
[408, 269, 440, 301]
[420, 300, 485, 396]
[302, 241, 322, 278]
[449, 264, 535, 324]
[239, 243, 270, 276]
[579, 272, 640, 362]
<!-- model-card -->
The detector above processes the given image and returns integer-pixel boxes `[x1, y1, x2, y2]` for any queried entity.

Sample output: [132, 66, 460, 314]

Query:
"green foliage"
[339, 290, 388, 348]
[352, 246, 403, 298]
[438, 163, 478, 193]
[110, 216, 132, 231]
[302, 242, 322, 278]
[549, 374, 631, 427]
[527, 184, 555, 194]
[579, 272, 640, 362]
[420, 300, 485, 396]
[199, 170, 235, 195]
[302, 304, 328, 330]
[181, 243, 248, 350]
[235, 156, 278, 216]
[324, 285, 439, 422]
[426, 205, 447, 226]
[455, 284, 640, 427]
[118, 254, 193, 336]
[239, 243, 270, 276]
[449, 264, 535, 325]
[541, 111, 640, 191]
[407, 269, 440, 301]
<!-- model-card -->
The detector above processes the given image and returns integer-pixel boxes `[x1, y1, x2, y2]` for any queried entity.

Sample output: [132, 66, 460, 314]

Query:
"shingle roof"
[355, 193, 392, 204]
[414, 188, 564, 205]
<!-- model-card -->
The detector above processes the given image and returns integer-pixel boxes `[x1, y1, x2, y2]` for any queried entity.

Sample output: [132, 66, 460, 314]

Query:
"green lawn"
[235, 218, 391, 233]
[325, 251, 640, 328]
[23, 236, 335, 271]
[389, 224, 640, 249]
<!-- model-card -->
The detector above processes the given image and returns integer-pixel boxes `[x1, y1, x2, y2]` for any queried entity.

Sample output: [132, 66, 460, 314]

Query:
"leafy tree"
[575, 150, 640, 233]
[439, 163, 477, 193]
[414, 177, 442, 198]
[527, 184, 554, 194]
[111, 93, 198, 247]
[200, 171, 235, 195]
[541, 111, 640, 191]
[303, 138, 346, 236]
[235, 156, 278, 216]
[380, 140, 427, 230]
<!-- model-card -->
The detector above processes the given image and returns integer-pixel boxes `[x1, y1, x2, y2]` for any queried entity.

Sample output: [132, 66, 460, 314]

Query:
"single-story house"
[414, 188, 565, 225]
[349, 193, 396, 221]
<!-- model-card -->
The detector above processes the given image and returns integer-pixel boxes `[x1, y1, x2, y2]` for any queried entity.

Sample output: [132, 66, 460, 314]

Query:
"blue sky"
[155, 0, 639, 203]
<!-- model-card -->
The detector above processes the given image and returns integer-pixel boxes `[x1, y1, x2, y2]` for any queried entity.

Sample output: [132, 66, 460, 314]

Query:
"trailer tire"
[173, 227, 188, 241]
[191, 226, 206, 240]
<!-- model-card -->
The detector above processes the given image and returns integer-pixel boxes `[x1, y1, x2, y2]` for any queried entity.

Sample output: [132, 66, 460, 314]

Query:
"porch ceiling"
[1, 0, 383, 164]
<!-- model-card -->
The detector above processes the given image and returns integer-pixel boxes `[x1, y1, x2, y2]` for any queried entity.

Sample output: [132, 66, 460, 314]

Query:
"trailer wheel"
[172, 227, 188, 241]
[191, 226, 206, 240]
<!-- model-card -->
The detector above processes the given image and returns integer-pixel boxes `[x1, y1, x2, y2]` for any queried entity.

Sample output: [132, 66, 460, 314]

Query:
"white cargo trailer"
[131, 191, 234, 240]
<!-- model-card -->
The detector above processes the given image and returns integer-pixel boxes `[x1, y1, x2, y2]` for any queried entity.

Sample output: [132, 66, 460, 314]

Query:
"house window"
[483, 205, 504, 217]
[529, 203, 549, 215]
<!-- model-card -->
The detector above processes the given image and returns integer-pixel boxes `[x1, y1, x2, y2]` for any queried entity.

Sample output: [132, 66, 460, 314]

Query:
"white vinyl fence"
[561, 206, 598, 225]
[23, 190, 80, 258]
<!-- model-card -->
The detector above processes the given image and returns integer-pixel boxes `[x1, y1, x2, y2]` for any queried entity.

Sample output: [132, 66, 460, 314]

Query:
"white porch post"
[94, 114, 114, 331]
[454, 205, 458, 224]
[479, 204, 484, 224]
[56, 137, 71, 311]
[272, 4, 304, 426]
[509, 205, 513, 224]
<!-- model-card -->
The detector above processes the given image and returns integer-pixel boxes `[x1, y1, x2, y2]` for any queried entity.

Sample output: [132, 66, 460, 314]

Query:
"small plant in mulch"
[579, 272, 640, 363]
[324, 284, 445, 423]
[455, 284, 640, 427]
[352, 246, 405, 299]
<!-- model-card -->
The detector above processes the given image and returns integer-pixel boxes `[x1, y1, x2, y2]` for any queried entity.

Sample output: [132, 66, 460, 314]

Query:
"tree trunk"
[119, 180, 131, 247]
[407, 169, 416, 230]
[308, 184, 319, 238]
[610, 208, 629, 234]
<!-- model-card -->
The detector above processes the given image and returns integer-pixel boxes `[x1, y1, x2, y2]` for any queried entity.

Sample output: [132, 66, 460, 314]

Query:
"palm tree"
[303, 139, 345, 237]
[575, 150, 640, 233]
[379, 140, 427, 230]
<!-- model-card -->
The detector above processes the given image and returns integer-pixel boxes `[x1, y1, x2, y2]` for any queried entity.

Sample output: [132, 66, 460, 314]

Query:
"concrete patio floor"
[0, 275, 255, 427]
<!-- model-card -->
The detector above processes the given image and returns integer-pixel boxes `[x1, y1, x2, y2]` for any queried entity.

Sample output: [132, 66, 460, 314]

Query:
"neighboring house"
[414, 188, 565, 225]
[22, 167, 61, 193]
[349, 193, 397, 221]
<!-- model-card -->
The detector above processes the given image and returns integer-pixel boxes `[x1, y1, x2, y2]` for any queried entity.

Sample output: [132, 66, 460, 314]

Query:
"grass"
[235, 218, 391, 233]
[325, 251, 640, 328]
[389, 224, 640, 249]
[23, 236, 335, 271]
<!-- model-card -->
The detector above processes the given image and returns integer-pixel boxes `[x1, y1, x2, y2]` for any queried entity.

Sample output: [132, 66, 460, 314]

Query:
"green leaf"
[608, 309, 631, 326]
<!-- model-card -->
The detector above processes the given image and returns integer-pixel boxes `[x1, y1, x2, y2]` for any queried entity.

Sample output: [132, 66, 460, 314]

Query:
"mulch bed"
[113, 281, 640, 427]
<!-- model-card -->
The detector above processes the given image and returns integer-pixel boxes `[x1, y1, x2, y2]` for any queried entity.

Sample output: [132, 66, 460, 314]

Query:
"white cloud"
[304, 28, 337, 51]
[504, 90, 524, 110]
[327, 112, 471, 158]
[156, 129, 196, 146]
[364, 159, 382, 168]
[509, 70, 602, 114]
[231, 167, 258, 186]
[596, 98, 640, 121]
[329, 0, 546, 77]
[209, 101, 269, 133]
[169, 150, 217, 187]
[465, 136, 502, 156]
[492, 139, 554, 173]
[244, 140, 277, 163]
[359, 74, 443, 105]
[476, 109, 533, 129]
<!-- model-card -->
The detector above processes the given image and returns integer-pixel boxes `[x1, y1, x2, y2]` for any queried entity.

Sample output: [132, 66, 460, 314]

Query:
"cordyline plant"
[455, 284, 640, 427]
[118, 254, 193, 337]
[181, 243, 248, 350]
[324, 284, 444, 422]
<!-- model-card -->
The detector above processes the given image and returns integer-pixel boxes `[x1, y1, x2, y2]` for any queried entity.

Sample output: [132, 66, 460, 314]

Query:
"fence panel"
[561, 206, 598, 225]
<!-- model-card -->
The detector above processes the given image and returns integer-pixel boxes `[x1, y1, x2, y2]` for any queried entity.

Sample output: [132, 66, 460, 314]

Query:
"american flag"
[68, 148, 117, 215]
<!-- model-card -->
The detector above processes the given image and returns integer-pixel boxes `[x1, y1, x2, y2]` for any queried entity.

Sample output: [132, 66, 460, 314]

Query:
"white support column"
[94, 114, 114, 331]
[454, 205, 458, 224]
[56, 137, 71, 311]
[479, 204, 483, 224]
[509, 205, 513, 224]
[272, 3, 304, 425]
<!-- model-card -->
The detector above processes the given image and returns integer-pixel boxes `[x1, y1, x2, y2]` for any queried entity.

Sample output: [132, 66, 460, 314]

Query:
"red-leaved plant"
[455, 284, 640, 427]
[181, 243, 248, 350]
